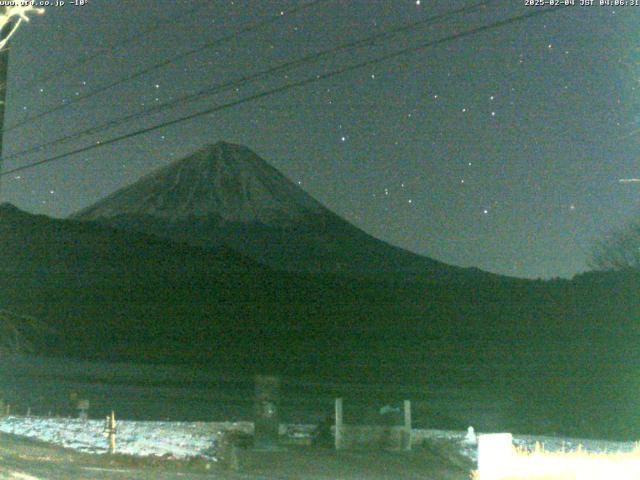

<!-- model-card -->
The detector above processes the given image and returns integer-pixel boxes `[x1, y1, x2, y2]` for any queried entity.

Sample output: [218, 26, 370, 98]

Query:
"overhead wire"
[0, 5, 569, 178]
[21, 2, 211, 90]
[2, 0, 331, 133]
[0, 0, 496, 164]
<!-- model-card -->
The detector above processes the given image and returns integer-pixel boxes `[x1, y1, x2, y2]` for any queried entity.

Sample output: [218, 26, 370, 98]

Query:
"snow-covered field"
[0, 416, 253, 459]
[0, 416, 637, 466]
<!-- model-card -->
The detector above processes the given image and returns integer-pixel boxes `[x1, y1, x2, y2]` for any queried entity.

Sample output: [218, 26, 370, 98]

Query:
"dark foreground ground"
[0, 432, 472, 480]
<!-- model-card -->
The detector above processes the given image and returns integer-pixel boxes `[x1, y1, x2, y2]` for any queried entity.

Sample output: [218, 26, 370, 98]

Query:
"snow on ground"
[0, 416, 637, 466]
[0, 416, 250, 459]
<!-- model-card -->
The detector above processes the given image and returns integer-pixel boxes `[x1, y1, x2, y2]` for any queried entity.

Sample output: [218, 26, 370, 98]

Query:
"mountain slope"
[72, 141, 481, 278]
[0, 203, 456, 366]
[0, 203, 296, 360]
[74, 141, 325, 226]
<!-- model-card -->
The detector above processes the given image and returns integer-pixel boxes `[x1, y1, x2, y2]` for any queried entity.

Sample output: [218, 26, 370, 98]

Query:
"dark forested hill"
[2, 202, 640, 438]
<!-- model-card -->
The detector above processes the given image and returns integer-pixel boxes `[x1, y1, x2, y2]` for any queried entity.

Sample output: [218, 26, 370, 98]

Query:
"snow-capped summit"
[73, 142, 487, 277]
[74, 141, 324, 226]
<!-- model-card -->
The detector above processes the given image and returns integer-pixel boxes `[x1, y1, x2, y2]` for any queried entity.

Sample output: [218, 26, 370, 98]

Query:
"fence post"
[77, 399, 90, 420]
[335, 398, 343, 450]
[254, 375, 280, 450]
[403, 400, 412, 451]
[104, 411, 117, 454]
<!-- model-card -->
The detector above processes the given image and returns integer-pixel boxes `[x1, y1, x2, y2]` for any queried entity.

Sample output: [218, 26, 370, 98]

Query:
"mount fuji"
[73, 141, 484, 279]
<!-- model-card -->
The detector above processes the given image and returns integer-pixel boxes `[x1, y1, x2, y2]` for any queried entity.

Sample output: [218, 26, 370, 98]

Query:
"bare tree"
[591, 222, 640, 271]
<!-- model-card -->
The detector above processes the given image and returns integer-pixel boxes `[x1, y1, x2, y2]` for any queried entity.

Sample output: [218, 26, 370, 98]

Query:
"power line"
[21, 2, 211, 90]
[3, 0, 331, 133]
[0, 5, 568, 178]
[1, 0, 495, 164]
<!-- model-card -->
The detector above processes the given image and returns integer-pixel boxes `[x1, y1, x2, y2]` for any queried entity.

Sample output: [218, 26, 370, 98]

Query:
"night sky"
[0, 0, 637, 279]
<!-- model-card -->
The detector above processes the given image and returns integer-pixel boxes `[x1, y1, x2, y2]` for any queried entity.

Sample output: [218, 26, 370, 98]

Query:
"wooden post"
[77, 399, 90, 420]
[109, 411, 116, 454]
[229, 444, 240, 471]
[334, 398, 343, 450]
[254, 375, 280, 450]
[403, 400, 412, 451]
[104, 411, 116, 454]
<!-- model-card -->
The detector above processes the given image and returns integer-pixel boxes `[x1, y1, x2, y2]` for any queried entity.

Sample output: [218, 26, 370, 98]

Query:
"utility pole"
[0, 5, 46, 196]
[0, 15, 15, 197]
